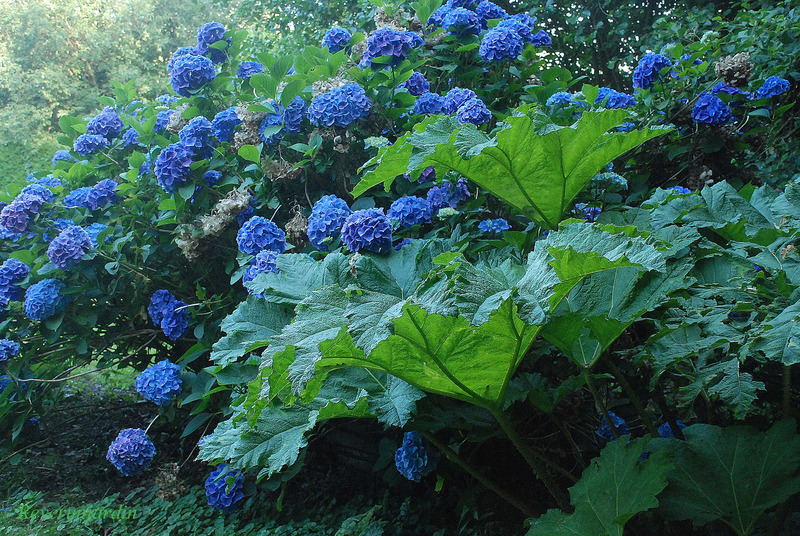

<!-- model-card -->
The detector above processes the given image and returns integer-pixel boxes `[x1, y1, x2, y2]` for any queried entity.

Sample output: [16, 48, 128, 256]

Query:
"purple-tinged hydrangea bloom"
[575, 202, 601, 222]
[42, 218, 76, 244]
[170, 54, 216, 97]
[283, 96, 307, 134]
[236, 201, 256, 227]
[73, 134, 110, 156]
[167, 46, 203, 72]
[341, 208, 393, 254]
[475, 1, 507, 26]
[657, 420, 686, 439]
[405, 166, 436, 182]
[442, 8, 481, 37]
[147, 290, 190, 341]
[52, 150, 74, 166]
[755, 76, 790, 99]
[204, 170, 222, 186]
[443, 88, 478, 114]
[155, 110, 174, 132]
[595, 87, 635, 108]
[711, 82, 744, 97]
[691, 93, 732, 125]
[0, 258, 30, 283]
[236, 61, 264, 79]
[212, 107, 240, 143]
[308, 83, 371, 128]
[530, 30, 552, 47]
[85, 223, 109, 246]
[87, 107, 123, 140]
[243, 250, 279, 297]
[1, 195, 42, 233]
[322, 26, 352, 53]
[307, 195, 352, 251]
[427, 179, 470, 211]
[135, 360, 182, 406]
[87, 179, 119, 210]
[360, 27, 423, 69]
[632, 53, 672, 90]
[155, 143, 194, 193]
[47, 226, 92, 270]
[24, 279, 69, 321]
[106, 428, 156, 476]
[237, 216, 287, 255]
[669, 186, 692, 194]
[156, 94, 177, 105]
[0, 339, 20, 361]
[20, 184, 55, 204]
[197, 22, 229, 63]
[395, 431, 438, 482]
[179, 117, 215, 160]
[260, 101, 288, 146]
[387, 196, 432, 228]
[427, 5, 453, 28]
[596, 411, 628, 439]
[479, 27, 524, 62]
[456, 97, 492, 125]
[414, 93, 445, 115]
[122, 128, 141, 147]
[399, 72, 430, 96]
[64, 187, 92, 209]
[205, 465, 245, 513]
[478, 218, 510, 233]
[33, 176, 62, 188]
[496, 19, 533, 43]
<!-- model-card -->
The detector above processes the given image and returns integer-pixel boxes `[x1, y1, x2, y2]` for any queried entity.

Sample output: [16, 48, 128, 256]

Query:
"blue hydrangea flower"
[657, 420, 686, 439]
[20, 183, 55, 204]
[87, 107, 123, 140]
[156, 94, 178, 105]
[530, 30, 552, 47]
[155, 143, 194, 193]
[496, 19, 534, 43]
[456, 97, 492, 125]
[64, 187, 92, 209]
[1, 195, 43, 233]
[122, 128, 141, 147]
[341, 208, 393, 254]
[322, 26, 352, 53]
[0, 339, 20, 361]
[204, 170, 222, 186]
[87, 179, 118, 210]
[85, 223, 109, 246]
[575, 202, 601, 222]
[427, 5, 453, 28]
[135, 360, 183, 406]
[596, 411, 628, 439]
[197, 22, 229, 63]
[395, 431, 438, 482]
[595, 87, 635, 108]
[47, 226, 93, 270]
[399, 72, 430, 96]
[387, 196, 432, 228]
[360, 27, 423, 69]
[669, 186, 692, 194]
[405, 166, 436, 182]
[479, 27, 524, 62]
[443, 88, 478, 114]
[475, 1, 507, 26]
[447, 0, 479, 8]
[442, 8, 481, 36]
[427, 178, 470, 211]
[237, 216, 287, 255]
[632, 53, 672, 90]
[106, 428, 156, 476]
[711, 82, 744, 97]
[73, 134, 110, 156]
[212, 107, 241, 143]
[243, 250, 279, 297]
[308, 83, 371, 128]
[478, 218, 510, 233]
[307, 195, 352, 251]
[755, 76, 790, 99]
[148, 290, 175, 326]
[236, 200, 256, 227]
[170, 54, 216, 97]
[179, 117, 215, 160]
[236, 61, 264, 80]
[0, 258, 30, 283]
[691, 93, 732, 125]
[414, 93, 445, 115]
[259, 101, 289, 146]
[32, 176, 62, 188]
[283, 96, 307, 134]
[546, 91, 585, 108]
[155, 110, 174, 132]
[52, 150, 74, 166]
[24, 279, 69, 321]
[147, 290, 190, 341]
[167, 46, 203, 72]
[503, 13, 536, 28]
[205, 465, 245, 513]
[395, 238, 415, 250]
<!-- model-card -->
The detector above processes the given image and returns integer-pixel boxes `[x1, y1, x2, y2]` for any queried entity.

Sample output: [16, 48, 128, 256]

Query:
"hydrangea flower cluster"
[73, 134, 110, 156]
[399, 72, 430, 96]
[87, 107, 123, 140]
[341, 209, 393, 254]
[168, 46, 203, 71]
[546, 92, 586, 109]
[0, 339, 20, 361]
[154, 143, 194, 193]
[442, 8, 481, 36]
[456, 97, 492, 125]
[307, 195, 352, 251]
[20, 184, 54, 204]
[147, 290, 190, 341]
[24, 278, 69, 321]
[1, 193, 45, 233]
[64, 187, 92, 208]
[86, 179, 119, 210]
[475, 1, 507, 26]
[360, 27, 423, 69]
[169, 54, 216, 97]
[106, 428, 156, 476]
[205, 465, 245, 512]
[414, 93, 445, 115]
[32, 175, 62, 188]
[691, 93, 732, 125]
[122, 128, 141, 147]
[0, 259, 29, 306]
[478, 218, 510, 233]
[135, 360, 183, 406]
[632, 53, 672, 90]
[236, 216, 287, 255]
[156, 94, 177, 105]
[395, 431, 438, 482]
[427, 179, 470, 211]
[243, 250, 279, 297]
[52, 150, 74, 166]
[85, 223, 109, 246]
[443, 88, 477, 114]
[405, 166, 436, 183]
[212, 107, 241, 143]
[755, 76, 790, 99]
[179, 117, 215, 160]
[657, 420, 686, 439]
[595, 87, 635, 108]
[479, 27, 523, 62]
[47, 226, 93, 270]
[669, 185, 692, 194]
[204, 170, 222, 186]
[575, 202, 601, 222]
[387, 196, 432, 228]
[308, 83, 371, 128]
[155, 110, 174, 132]
[321, 27, 352, 53]
[530, 30, 552, 47]
[596, 411, 628, 439]
[197, 22, 229, 63]
[236, 61, 264, 79]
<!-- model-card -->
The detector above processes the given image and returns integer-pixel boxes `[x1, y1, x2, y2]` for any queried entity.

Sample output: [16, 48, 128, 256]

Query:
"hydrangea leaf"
[211, 296, 294, 366]
[527, 437, 672, 536]
[656, 420, 800, 535]
[246, 252, 353, 304]
[752, 299, 800, 365]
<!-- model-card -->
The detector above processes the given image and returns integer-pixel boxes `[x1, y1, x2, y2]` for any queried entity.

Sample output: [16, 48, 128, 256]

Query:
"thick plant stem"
[491, 409, 572, 512]
[783, 365, 792, 419]
[606, 358, 660, 437]
[584, 367, 619, 438]
[421, 432, 536, 518]
[548, 414, 587, 469]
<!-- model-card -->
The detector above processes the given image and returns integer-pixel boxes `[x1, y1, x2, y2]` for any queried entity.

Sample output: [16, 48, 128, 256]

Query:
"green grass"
[0, 137, 62, 192]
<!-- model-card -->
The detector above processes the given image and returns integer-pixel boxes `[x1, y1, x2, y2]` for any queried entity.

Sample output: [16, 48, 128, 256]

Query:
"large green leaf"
[527, 437, 672, 536]
[211, 297, 294, 366]
[657, 420, 800, 535]
[752, 299, 800, 365]
[246, 252, 353, 305]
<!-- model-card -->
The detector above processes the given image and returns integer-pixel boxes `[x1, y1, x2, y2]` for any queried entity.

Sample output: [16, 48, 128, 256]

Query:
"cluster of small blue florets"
[478, 218, 510, 233]
[321, 27, 352, 53]
[243, 250, 280, 297]
[31, 175, 62, 188]
[632, 53, 672, 90]
[87, 107, 124, 140]
[179, 117, 215, 160]
[1, 192, 46, 234]
[236, 216, 287, 255]
[154, 143, 194, 193]
[595, 87, 635, 108]
[170, 54, 217, 97]
[64, 187, 91, 208]
[307, 195, 352, 251]
[475, 1, 507, 26]
[0, 339, 20, 361]
[154, 110, 174, 132]
[0, 259, 29, 307]
[236, 61, 264, 80]
[52, 150, 75, 166]
[479, 27, 523, 62]
[308, 84, 372, 128]
[669, 185, 692, 195]
[414, 93, 445, 115]
[691, 93, 732, 125]
[24, 278, 70, 321]
[205, 465, 245, 512]
[86, 179, 119, 210]
[443, 88, 477, 114]
[135, 360, 183, 406]
[73, 134, 110, 156]
[47, 226, 93, 270]
[657, 420, 686, 439]
[442, 8, 481, 36]
[456, 97, 492, 125]
[360, 27, 423, 69]
[122, 128, 141, 147]
[755, 75, 790, 99]
[212, 107, 241, 143]
[204, 170, 222, 186]
[399, 72, 430, 96]
[341, 209, 393, 254]
[596, 411, 629, 439]
[106, 428, 156, 476]
[147, 290, 190, 341]
[394, 431, 438, 482]
[197, 22, 230, 64]
[387, 196, 432, 228]
[427, 178, 470, 211]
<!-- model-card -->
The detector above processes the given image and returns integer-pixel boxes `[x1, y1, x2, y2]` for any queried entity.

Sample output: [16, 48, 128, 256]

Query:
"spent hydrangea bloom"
[322, 26, 352, 53]
[87, 107, 123, 140]
[442, 8, 481, 37]
[479, 27, 524, 62]
[155, 110, 174, 132]
[135, 360, 183, 406]
[87, 179, 119, 210]
[170, 54, 216, 97]
[387, 196, 432, 228]
[443, 88, 477, 114]
[657, 420, 686, 439]
[64, 187, 92, 209]
[414, 93, 445, 115]
[197, 22, 229, 63]
[427, 179, 470, 211]
[478, 218, 510, 233]
[212, 107, 241, 143]
[205, 465, 245, 512]
[341, 209, 393, 254]
[47, 226, 93, 270]
[155, 143, 194, 193]
[236, 61, 264, 79]
[52, 150, 74, 166]
[395, 431, 438, 482]
[0, 339, 20, 361]
[73, 134, 110, 156]
[24, 279, 69, 321]
[122, 128, 141, 147]
[456, 97, 492, 125]
[179, 116, 215, 160]
[595, 87, 635, 108]
[307, 195, 352, 251]
[243, 250, 279, 297]
[308, 83, 371, 128]
[691, 93, 732, 125]
[237, 216, 287, 255]
[360, 27, 423, 69]
[475, 1, 507, 26]
[755, 76, 790, 99]
[632, 53, 672, 90]
[399, 72, 430, 96]
[204, 170, 222, 186]
[596, 411, 628, 439]
[106, 428, 156, 476]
